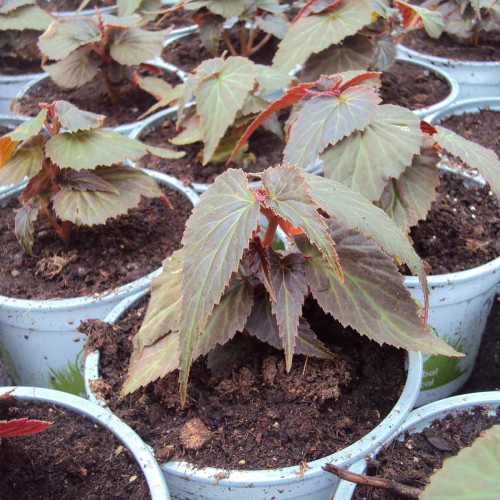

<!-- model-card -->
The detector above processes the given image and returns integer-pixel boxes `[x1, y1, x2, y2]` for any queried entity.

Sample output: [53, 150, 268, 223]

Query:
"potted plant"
[84, 161, 459, 498]
[39, 0, 116, 18]
[0, 385, 170, 499]
[11, 10, 177, 135]
[130, 54, 294, 192]
[398, 0, 500, 100]
[0, 100, 199, 392]
[327, 391, 500, 499]
[231, 71, 500, 406]
[0, 0, 52, 114]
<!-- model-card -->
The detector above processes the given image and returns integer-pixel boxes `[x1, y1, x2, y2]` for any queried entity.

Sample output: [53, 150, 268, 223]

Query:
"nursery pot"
[52, 4, 115, 17]
[11, 59, 187, 137]
[0, 73, 45, 116]
[129, 105, 322, 194]
[0, 170, 198, 394]
[0, 385, 170, 499]
[85, 289, 423, 500]
[331, 391, 500, 500]
[397, 44, 500, 101]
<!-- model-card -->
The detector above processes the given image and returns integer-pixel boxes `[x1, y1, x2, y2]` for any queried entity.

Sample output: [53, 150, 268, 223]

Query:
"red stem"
[263, 217, 278, 247]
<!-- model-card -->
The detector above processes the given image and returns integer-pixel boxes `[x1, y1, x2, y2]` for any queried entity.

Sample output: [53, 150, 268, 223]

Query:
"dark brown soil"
[38, 0, 114, 12]
[148, 8, 195, 30]
[459, 296, 500, 394]
[0, 397, 148, 499]
[12, 70, 181, 128]
[162, 29, 280, 73]
[438, 109, 500, 157]
[82, 297, 406, 471]
[353, 407, 500, 499]
[138, 116, 285, 185]
[409, 172, 500, 274]
[0, 126, 11, 136]
[0, 57, 43, 77]
[380, 61, 450, 110]
[0, 185, 193, 300]
[402, 29, 500, 62]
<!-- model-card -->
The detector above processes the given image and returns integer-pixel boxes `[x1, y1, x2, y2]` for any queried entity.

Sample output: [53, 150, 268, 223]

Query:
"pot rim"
[0, 169, 198, 310]
[0, 385, 169, 499]
[85, 286, 423, 487]
[425, 96, 500, 124]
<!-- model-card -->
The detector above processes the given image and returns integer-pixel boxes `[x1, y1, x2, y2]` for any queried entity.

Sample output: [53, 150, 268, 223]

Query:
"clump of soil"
[12, 70, 181, 127]
[138, 116, 285, 185]
[38, 0, 114, 11]
[409, 171, 499, 274]
[0, 397, 148, 499]
[380, 61, 450, 110]
[353, 407, 500, 499]
[82, 297, 406, 471]
[0, 186, 193, 300]
[402, 29, 500, 62]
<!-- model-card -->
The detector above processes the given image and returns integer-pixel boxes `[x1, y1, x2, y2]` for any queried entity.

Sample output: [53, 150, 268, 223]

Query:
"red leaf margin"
[0, 418, 52, 438]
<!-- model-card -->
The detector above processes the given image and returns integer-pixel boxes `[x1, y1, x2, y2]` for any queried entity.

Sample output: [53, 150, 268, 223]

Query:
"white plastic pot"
[85, 289, 423, 499]
[426, 96, 500, 125]
[0, 385, 170, 499]
[0, 170, 198, 394]
[51, 4, 115, 17]
[332, 391, 500, 500]
[0, 73, 45, 116]
[11, 59, 187, 137]
[398, 44, 500, 101]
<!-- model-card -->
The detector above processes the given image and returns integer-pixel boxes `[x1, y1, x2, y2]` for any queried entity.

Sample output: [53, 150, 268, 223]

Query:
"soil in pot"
[12, 70, 182, 128]
[82, 296, 407, 471]
[0, 57, 43, 77]
[162, 29, 281, 72]
[0, 185, 193, 300]
[138, 116, 285, 185]
[408, 171, 499, 275]
[0, 396, 148, 499]
[0, 126, 12, 136]
[380, 61, 450, 110]
[402, 29, 500, 62]
[352, 406, 500, 500]
[38, 0, 114, 12]
[148, 8, 197, 30]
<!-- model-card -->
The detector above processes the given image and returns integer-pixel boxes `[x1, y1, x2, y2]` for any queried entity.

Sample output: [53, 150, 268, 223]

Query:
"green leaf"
[371, 33, 397, 71]
[195, 56, 257, 164]
[304, 173, 430, 298]
[56, 168, 119, 193]
[243, 238, 277, 302]
[421, 425, 500, 500]
[395, 1, 444, 39]
[6, 109, 46, 142]
[0, 5, 52, 31]
[109, 27, 170, 65]
[295, 219, 458, 356]
[300, 35, 374, 82]
[260, 163, 343, 281]
[14, 200, 39, 256]
[0, 133, 44, 186]
[45, 129, 146, 170]
[321, 104, 422, 201]
[199, 15, 223, 56]
[43, 47, 99, 88]
[117, 0, 143, 17]
[256, 13, 289, 39]
[52, 165, 163, 225]
[0, 0, 34, 15]
[38, 17, 100, 60]
[145, 144, 185, 160]
[378, 138, 440, 229]
[55, 100, 105, 132]
[178, 168, 260, 406]
[183, 0, 246, 17]
[255, 64, 294, 94]
[273, 0, 374, 73]
[269, 250, 308, 370]
[285, 84, 381, 169]
[435, 125, 500, 198]
[170, 115, 204, 145]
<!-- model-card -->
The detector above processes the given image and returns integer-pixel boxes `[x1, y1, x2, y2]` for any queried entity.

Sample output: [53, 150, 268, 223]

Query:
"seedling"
[123, 162, 459, 406]
[38, 10, 170, 102]
[0, 100, 184, 254]
[229, 70, 500, 230]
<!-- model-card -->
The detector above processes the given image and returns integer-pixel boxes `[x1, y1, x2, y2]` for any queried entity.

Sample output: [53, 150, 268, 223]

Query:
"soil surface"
[0, 185, 193, 300]
[38, 0, 114, 12]
[380, 60, 450, 110]
[409, 172, 499, 274]
[353, 407, 500, 499]
[402, 29, 500, 62]
[149, 8, 195, 30]
[83, 297, 406, 470]
[0, 397, 148, 499]
[0, 57, 43, 77]
[0, 126, 11, 136]
[12, 70, 181, 128]
[162, 29, 280, 73]
[138, 116, 285, 185]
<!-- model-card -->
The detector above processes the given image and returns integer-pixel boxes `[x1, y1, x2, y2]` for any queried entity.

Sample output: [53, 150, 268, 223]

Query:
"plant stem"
[249, 33, 272, 56]
[263, 217, 278, 247]
[222, 30, 238, 56]
[240, 23, 249, 56]
[321, 463, 421, 499]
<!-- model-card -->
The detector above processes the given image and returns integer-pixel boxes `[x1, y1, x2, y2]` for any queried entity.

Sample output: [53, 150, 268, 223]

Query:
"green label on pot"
[48, 350, 85, 396]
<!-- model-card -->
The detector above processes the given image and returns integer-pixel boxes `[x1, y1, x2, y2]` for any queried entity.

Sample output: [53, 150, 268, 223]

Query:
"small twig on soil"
[321, 463, 422, 499]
